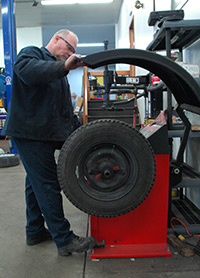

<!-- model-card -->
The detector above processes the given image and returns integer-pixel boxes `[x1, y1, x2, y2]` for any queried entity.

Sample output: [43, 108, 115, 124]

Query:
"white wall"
[155, 0, 171, 10]
[0, 26, 42, 67]
[179, 0, 200, 19]
[16, 27, 42, 52]
[0, 29, 5, 67]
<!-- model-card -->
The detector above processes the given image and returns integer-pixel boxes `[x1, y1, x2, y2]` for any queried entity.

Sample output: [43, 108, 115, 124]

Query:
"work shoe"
[26, 229, 52, 246]
[58, 235, 97, 256]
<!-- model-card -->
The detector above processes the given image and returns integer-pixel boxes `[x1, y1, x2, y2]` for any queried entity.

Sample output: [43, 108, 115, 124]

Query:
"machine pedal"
[95, 240, 105, 248]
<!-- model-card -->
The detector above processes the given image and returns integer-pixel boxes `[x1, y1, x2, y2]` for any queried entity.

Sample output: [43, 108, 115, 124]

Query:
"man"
[2, 29, 97, 256]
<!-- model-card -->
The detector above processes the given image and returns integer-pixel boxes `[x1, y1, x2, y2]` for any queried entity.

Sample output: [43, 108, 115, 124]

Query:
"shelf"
[146, 19, 200, 52]
[146, 19, 200, 129]
[168, 129, 200, 138]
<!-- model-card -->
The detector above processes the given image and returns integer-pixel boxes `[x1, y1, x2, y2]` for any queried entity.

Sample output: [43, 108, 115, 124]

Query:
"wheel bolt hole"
[104, 171, 110, 177]
[104, 170, 111, 177]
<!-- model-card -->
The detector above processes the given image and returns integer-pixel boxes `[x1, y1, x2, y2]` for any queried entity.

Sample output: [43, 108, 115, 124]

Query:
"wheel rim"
[75, 143, 138, 201]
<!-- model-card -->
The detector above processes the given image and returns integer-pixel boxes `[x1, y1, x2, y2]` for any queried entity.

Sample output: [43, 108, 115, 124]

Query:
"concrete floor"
[0, 141, 200, 278]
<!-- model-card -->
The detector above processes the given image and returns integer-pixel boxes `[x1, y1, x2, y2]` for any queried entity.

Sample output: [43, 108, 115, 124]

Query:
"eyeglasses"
[59, 36, 75, 53]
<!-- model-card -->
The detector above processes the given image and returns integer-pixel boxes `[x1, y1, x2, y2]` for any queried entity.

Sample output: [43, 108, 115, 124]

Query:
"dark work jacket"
[2, 46, 78, 141]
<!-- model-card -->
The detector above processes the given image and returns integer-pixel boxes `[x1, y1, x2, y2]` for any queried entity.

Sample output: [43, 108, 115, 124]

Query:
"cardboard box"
[74, 97, 83, 115]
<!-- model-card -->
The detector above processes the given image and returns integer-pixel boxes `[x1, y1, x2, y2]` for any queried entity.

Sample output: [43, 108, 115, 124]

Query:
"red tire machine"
[90, 122, 172, 259]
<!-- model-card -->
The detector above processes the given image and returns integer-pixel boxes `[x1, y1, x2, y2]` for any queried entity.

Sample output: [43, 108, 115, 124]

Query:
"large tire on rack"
[57, 119, 156, 217]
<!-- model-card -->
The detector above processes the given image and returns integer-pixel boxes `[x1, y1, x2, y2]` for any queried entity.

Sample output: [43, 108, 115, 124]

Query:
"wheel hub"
[82, 145, 132, 192]
[101, 166, 113, 179]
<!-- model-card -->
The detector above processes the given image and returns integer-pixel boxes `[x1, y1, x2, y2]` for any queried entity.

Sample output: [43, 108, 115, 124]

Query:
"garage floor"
[0, 140, 200, 278]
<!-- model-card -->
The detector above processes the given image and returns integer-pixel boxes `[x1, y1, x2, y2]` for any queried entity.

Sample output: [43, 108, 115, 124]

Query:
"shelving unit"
[147, 19, 200, 52]
[147, 19, 200, 129]
[146, 17, 200, 231]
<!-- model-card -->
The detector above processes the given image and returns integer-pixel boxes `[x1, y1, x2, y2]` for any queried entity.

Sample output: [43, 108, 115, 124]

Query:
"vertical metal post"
[1, 0, 17, 153]
[153, 0, 155, 11]
[165, 29, 173, 130]
[1, 0, 17, 110]
[103, 41, 110, 102]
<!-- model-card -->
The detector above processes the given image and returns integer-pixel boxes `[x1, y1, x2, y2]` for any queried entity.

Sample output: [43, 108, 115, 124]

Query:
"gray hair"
[53, 29, 78, 42]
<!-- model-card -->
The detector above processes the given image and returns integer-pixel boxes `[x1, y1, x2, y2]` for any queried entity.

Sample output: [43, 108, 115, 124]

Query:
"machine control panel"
[140, 122, 169, 154]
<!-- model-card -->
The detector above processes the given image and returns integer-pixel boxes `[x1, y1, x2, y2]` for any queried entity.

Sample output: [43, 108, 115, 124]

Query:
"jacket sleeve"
[14, 47, 67, 87]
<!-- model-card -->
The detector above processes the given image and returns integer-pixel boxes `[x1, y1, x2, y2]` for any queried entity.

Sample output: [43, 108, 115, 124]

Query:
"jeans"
[13, 137, 75, 248]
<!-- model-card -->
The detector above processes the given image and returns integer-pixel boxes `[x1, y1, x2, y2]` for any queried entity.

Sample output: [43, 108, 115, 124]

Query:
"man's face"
[55, 33, 77, 61]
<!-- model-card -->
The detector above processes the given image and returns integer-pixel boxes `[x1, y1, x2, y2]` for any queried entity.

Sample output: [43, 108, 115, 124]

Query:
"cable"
[0, 135, 8, 148]
[171, 217, 200, 256]
[180, 0, 189, 10]
[170, 217, 200, 239]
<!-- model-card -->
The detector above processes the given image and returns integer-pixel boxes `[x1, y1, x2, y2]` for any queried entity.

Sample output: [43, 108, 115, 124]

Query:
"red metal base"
[90, 154, 172, 259]
[91, 243, 171, 259]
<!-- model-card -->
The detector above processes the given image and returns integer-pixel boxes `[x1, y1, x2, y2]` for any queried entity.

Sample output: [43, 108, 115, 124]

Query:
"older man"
[2, 29, 97, 256]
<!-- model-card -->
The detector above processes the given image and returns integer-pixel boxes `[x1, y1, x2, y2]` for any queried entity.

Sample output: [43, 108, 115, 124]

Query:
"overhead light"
[77, 43, 104, 47]
[41, 0, 113, 5]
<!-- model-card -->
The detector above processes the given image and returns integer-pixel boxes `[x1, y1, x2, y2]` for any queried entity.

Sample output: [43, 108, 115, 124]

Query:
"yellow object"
[178, 234, 185, 241]
[0, 98, 3, 107]
[96, 76, 104, 86]
[90, 93, 95, 98]
[171, 188, 178, 197]
[144, 118, 155, 125]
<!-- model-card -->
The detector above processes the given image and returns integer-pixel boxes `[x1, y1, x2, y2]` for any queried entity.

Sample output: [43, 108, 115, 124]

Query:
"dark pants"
[13, 137, 75, 248]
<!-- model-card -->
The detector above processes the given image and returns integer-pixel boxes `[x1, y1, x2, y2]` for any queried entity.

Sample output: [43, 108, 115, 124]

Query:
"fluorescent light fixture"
[77, 43, 104, 47]
[41, 0, 113, 5]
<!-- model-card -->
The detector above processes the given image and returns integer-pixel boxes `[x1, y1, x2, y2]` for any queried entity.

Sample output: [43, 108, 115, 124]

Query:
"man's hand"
[64, 54, 85, 71]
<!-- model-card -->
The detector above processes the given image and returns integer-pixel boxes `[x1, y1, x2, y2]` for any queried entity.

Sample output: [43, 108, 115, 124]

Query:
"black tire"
[57, 119, 156, 217]
[0, 153, 20, 168]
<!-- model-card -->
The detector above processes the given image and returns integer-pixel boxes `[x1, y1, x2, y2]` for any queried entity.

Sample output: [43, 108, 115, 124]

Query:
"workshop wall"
[0, 26, 42, 67]
[0, 29, 3, 67]
[16, 27, 42, 52]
